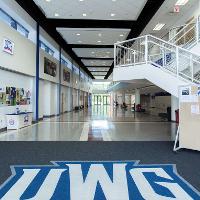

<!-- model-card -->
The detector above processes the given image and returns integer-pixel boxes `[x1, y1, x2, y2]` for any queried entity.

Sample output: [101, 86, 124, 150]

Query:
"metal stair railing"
[115, 35, 200, 84]
[169, 17, 200, 49]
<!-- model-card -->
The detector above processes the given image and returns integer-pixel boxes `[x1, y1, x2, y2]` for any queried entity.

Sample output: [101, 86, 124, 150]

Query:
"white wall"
[0, 21, 36, 76]
[43, 81, 59, 117]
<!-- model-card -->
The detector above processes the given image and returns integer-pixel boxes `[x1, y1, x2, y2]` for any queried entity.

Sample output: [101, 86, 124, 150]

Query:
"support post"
[35, 22, 40, 122]
[145, 35, 148, 63]
[176, 47, 179, 78]
[58, 46, 61, 115]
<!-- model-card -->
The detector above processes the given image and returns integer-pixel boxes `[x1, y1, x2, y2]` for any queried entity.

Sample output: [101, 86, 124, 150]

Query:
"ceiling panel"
[57, 28, 130, 45]
[94, 76, 105, 80]
[87, 67, 110, 72]
[91, 72, 108, 76]
[33, 0, 147, 20]
[82, 59, 113, 66]
[73, 48, 114, 58]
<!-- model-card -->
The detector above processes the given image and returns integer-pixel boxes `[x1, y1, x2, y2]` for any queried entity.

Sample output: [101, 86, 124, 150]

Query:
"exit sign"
[174, 5, 180, 13]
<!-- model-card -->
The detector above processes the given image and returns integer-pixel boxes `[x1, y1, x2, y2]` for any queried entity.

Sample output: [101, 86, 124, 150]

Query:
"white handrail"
[114, 34, 200, 84]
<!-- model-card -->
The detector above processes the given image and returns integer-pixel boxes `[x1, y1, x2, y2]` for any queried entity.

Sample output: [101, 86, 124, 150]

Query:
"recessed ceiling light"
[111, 13, 115, 17]
[83, 13, 87, 17]
[98, 33, 102, 37]
[54, 13, 59, 17]
[175, 0, 189, 5]
[79, 0, 84, 1]
[112, 0, 116, 2]
[76, 33, 81, 36]
[46, 0, 51, 2]
[153, 23, 165, 31]
[120, 34, 124, 37]
[97, 40, 101, 43]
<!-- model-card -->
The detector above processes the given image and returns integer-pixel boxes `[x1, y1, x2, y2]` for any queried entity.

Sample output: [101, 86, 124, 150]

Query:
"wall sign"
[44, 57, 57, 77]
[63, 69, 70, 83]
[0, 161, 199, 199]
[3, 38, 14, 55]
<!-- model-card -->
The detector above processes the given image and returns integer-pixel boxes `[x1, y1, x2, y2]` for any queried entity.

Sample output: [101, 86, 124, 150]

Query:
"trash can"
[167, 107, 171, 122]
[175, 109, 179, 124]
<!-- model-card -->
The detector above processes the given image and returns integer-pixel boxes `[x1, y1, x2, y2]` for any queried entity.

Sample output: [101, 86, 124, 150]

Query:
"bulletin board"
[174, 85, 200, 151]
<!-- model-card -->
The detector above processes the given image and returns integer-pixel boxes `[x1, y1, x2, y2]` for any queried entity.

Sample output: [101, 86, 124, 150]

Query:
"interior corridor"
[0, 105, 177, 141]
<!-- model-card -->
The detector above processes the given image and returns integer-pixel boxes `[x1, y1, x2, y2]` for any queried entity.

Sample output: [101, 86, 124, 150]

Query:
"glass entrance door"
[103, 96, 110, 105]
[94, 95, 102, 105]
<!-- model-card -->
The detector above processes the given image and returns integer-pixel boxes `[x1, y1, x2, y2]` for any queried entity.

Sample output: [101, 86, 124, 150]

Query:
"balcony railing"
[114, 35, 200, 84]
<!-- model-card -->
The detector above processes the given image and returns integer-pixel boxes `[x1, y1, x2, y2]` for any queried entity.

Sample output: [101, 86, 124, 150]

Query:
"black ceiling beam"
[81, 57, 113, 60]
[15, 0, 94, 79]
[105, 0, 166, 79]
[71, 44, 114, 48]
[47, 19, 135, 29]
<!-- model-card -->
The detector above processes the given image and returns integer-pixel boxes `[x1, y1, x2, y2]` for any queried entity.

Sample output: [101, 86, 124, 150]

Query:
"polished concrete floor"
[0, 106, 177, 141]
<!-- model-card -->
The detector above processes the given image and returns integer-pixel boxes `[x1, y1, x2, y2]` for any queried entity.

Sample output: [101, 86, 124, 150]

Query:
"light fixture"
[78, 40, 82, 43]
[98, 33, 102, 37]
[175, 0, 189, 5]
[97, 40, 101, 43]
[111, 13, 115, 17]
[83, 13, 87, 17]
[153, 23, 165, 31]
[76, 33, 81, 36]
[54, 13, 59, 17]
[46, 0, 51, 2]
[79, 0, 84, 1]
[120, 34, 124, 37]
[107, 52, 110, 54]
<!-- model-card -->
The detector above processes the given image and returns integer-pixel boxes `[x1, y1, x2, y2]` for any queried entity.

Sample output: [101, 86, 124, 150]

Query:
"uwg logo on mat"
[0, 161, 199, 200]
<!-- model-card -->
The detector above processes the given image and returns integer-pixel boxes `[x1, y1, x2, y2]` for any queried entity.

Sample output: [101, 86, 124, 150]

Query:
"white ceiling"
[33, 0, 147, 20]
[141, 0, 200, 38]
[91, 72, 108, 76]
[93, 76, 105, 80]
[82, 59, 113, 66]
[57, 28, 130, 45]
[73, 48, 114, 58]
[88, 67, 109, 72]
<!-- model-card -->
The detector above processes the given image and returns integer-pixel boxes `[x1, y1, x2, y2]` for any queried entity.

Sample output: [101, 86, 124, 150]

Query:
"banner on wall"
[3, 38, 14, 55]
[44, 57, 57, 77]
[63, 69, 70, 83]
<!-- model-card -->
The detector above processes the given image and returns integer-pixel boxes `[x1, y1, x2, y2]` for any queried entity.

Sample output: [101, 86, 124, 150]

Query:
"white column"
[135, 89, 140, 105]
[171, 95, 179, 121]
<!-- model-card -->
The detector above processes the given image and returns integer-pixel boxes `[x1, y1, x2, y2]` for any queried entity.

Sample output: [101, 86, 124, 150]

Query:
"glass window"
[0, 9, 29, 38]
[39, 40, 54, 56]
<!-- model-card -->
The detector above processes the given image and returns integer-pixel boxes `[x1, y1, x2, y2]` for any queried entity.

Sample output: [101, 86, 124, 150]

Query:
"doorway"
[103, 96, 110, 105]
[94, 95, 102, 105]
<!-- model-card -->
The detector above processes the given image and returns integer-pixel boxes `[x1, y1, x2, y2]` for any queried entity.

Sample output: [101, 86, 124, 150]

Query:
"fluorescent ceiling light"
[83, 13, 87, 16]
[76, 33, 81, 36]
[153, 23, 165, 31]
[111, 13, 115, 17]
[54, 13, 59, 17]
[46, 0, 51, 2]
[175, 0, 189, 5]
[97, 40, 101, 43]
[120, 34, 124, 37]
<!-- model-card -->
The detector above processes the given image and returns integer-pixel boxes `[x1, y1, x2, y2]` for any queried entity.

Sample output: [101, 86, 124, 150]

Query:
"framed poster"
[63, 69, 70, 83]
[3, 38, 14, 55]
[44, 57, 57, 77]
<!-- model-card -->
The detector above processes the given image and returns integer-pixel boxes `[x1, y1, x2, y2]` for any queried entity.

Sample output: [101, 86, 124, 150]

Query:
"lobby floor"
[0, 106, 177, 141]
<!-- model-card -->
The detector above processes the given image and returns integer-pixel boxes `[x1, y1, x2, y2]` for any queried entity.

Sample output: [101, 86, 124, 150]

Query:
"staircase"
[113, 35, 200, 97]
